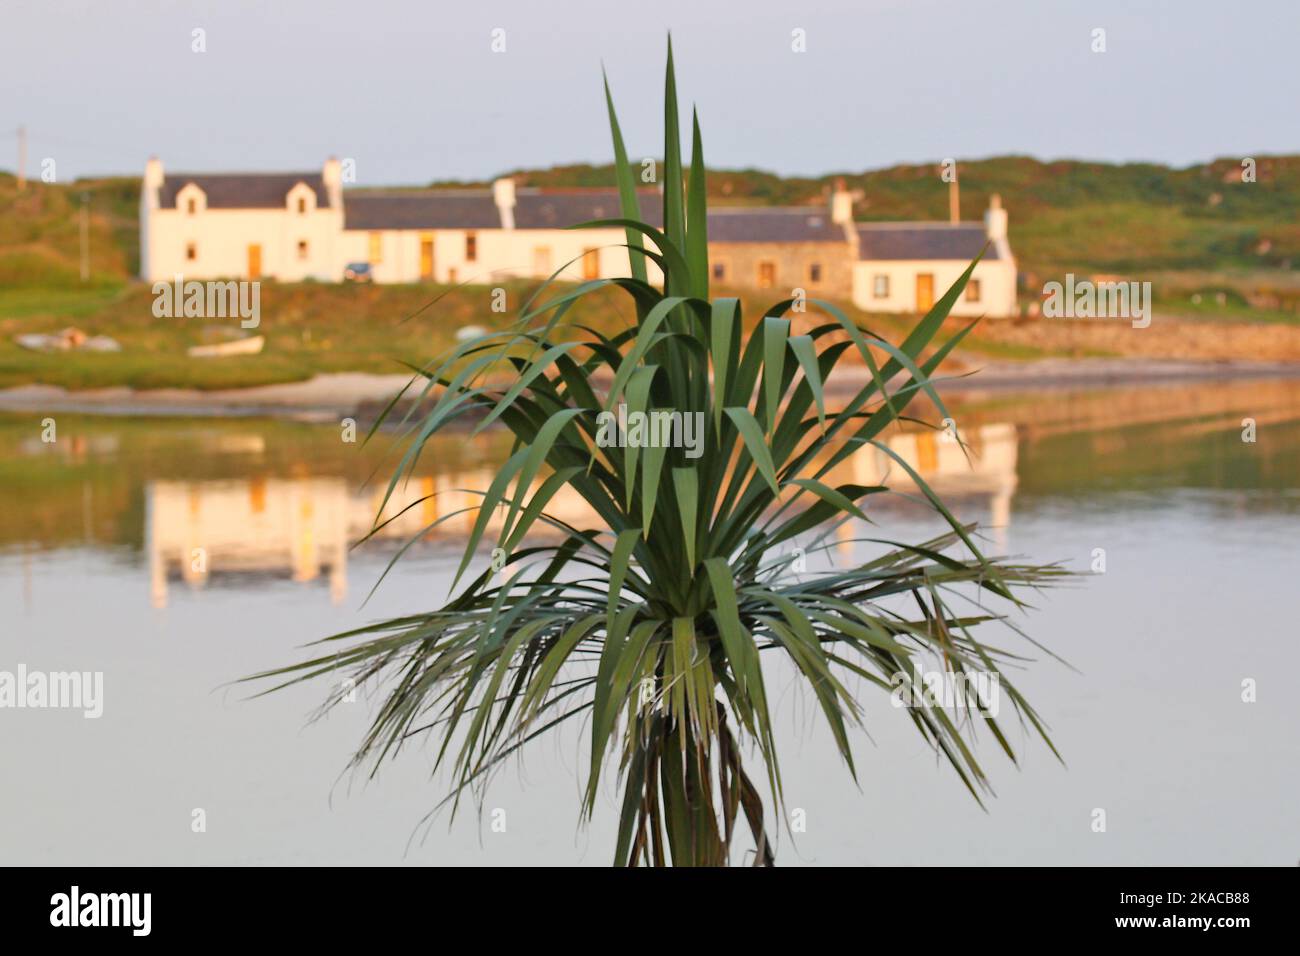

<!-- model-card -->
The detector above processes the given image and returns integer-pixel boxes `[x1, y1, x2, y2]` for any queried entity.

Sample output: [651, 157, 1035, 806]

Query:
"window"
[297, 240, 309, 260]
[185, 242, 197, 261]
[582, 248, 600, 281]
[808, 263, 823, 283]
[186, 198, 197, 215]
[369, 232, 383, 264]
[465, 232, 478, 262]
[712, 261, 727, 281]
[965, 278, 981, 302]
[297, 197, 307, 214]
[873, 274, 889, 298]
[757, 261, 776, 288]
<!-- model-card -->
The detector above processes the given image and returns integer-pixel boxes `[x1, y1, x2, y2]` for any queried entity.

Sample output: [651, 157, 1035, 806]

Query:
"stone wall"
[708, 241, 854, 300]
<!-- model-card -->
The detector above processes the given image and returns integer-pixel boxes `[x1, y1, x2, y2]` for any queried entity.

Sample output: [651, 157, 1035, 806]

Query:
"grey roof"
[513, 190, 663, 228]
[341, 188, 663, 231]
[856, 223, 998, 261]
[344, 193, 500, 230]
[707, 207, 847, 243]
[161, 173, 329, 209]
[509, 195, 847, 242]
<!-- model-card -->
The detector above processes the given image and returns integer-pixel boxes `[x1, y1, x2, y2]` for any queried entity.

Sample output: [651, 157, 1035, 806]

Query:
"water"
[2, 378, 1298, 865]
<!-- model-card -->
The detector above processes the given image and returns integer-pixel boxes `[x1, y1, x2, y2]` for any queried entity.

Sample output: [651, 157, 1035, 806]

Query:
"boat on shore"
[15, 327, 121, 352]
[187, 335, 265, 358]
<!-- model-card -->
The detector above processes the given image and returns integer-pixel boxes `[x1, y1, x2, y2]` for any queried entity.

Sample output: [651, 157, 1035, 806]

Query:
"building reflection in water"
[842, 422, 1019, 557]
[145, 424, 1018, 607]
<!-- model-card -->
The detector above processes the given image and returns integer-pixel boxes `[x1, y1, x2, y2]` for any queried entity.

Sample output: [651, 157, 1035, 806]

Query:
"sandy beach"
[2, 358, 1298, 420]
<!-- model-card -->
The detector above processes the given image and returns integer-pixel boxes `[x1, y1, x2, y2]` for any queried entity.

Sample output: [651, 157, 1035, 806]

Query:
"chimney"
[830, 177, 854, 225]
[493, 177, 516, 230]
[141, 157, 164, 281]
[143, 156, 164, 209]
[984, 193, 1007, 241]
[322, 156, 343, 210]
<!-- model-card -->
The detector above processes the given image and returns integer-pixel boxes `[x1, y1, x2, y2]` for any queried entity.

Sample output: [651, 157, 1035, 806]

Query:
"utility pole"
[948, 171, 960, 224]
[17, 125, 27, 191]
[80, 193, 89, 281]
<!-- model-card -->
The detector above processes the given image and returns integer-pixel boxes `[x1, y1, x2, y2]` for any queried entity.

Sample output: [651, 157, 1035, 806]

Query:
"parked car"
[343, 262, 373, 282]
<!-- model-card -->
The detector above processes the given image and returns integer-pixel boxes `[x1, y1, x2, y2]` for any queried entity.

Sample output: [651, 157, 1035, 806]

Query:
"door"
[915, 273, 935, 312]
[419, 236, 434, 280]
[533, 246, 552, 276]
[247, 244, 262, 280]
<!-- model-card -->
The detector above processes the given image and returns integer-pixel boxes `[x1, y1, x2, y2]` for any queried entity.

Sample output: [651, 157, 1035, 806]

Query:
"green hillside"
[0, 173, 138, 286]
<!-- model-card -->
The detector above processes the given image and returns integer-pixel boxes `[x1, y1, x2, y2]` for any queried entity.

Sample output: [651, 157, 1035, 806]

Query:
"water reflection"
[4, 377, 1299, 603]
[4, 379, 1300, 866]
[143, 467, 500, 606]
[138, 422, 1022, 606]
[147, 477, 352, 607]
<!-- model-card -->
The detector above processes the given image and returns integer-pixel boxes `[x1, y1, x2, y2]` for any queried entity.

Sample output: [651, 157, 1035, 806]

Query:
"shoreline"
[904, 358, 1300, 393]
[1, 359, 1298, 420]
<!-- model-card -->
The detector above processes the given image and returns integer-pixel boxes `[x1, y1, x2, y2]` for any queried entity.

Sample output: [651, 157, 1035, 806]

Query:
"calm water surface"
[2, 378, 1298, 865]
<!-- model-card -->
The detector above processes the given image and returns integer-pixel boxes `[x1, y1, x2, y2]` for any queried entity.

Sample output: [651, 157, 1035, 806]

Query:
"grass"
[0, 275, 1088, 392]
[0, 285, 128, 319]
[0, 279, 626, 390]
[0, 173, 138, 284]
[1146, 271, 1300, 325]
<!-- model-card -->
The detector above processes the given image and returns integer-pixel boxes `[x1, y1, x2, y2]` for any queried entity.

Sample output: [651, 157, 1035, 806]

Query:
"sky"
[1, 0, 1297, 184]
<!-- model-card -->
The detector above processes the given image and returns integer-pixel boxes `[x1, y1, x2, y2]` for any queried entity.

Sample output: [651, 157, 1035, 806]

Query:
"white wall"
[338, 227, 664, 286]
[143, 203, 343, 282]
[478, 228, 663, 283]
[337, 229, 432, 284]
[852, 258, 1017, 318]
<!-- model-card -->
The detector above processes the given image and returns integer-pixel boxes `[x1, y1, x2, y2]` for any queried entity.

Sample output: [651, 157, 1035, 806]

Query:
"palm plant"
[250, 42, 1066, 866]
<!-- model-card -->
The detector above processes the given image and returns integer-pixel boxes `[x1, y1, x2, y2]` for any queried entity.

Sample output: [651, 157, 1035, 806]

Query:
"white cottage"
[139, 158, 655, 286]
[140, 158, 345, 282]
[851, 195, 1017, 318]
[139, 158, 1018, 317]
